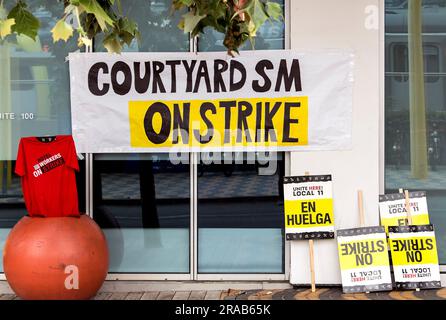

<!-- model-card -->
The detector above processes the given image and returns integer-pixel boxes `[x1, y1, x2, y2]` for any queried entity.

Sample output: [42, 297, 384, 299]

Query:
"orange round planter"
[2, 215, 109, 300]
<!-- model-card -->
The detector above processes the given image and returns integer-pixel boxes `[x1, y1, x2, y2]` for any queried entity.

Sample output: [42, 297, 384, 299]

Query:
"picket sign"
[337, 190, 393, 293]
[401, 188, 420, 291]
[304, 171, 316, 293]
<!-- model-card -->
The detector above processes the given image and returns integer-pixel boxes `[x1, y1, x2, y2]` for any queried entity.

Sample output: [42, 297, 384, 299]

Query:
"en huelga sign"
[68, 50, 354, 153]
[337, 227, 392, 293]
[283, 175, 334, 240]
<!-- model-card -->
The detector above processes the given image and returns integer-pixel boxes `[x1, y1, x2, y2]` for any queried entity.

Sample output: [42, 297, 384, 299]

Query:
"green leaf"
[78, 0, 114, 31]
[64, 4, 77, 14]
[179, 0, 194, 6]
[118, 17, 137, 34]
[265, 2, 283, 20]
[114, 17, 138, 47]
[247, 19, 256, 36]
[7, 1, 40, 40]
[172, 1, 186, 11]
[78, 35, 92, 48]
[181, 11, 206, 33]
[103, 33, 122, 53]
[0, 18, 14, 39]
[177, 19, 185, 30]
[51, 19, 74, 42]
[116, 0, 122, 15]
[119, 31, 134, 46]
[243, 0, 268, 37]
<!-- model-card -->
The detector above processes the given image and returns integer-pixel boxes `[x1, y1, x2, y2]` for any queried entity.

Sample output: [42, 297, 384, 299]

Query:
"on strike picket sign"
[68, 50, 354, 153]
[283, 175, 334, 240]
[337, 227, 393, 293]
[379, 192, 429, 232]
[388, 225, 441, 290]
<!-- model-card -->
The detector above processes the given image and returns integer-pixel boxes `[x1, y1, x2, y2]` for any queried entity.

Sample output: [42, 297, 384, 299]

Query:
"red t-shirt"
[15, 135, 80, 218]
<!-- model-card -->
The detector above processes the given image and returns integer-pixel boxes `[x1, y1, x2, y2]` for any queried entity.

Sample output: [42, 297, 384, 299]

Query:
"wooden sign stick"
[305, 171, 316, 293]
[308, 238, 316, 293]
[358, 190, 365, 228]
[404, 190, 413, 225]
[404, 189, 419, 291]
[357, 190, 369, 294]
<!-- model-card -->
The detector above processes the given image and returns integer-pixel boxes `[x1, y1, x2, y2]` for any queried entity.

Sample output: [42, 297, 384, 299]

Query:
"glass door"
[197, 152, 286, 275]
[92, 154, 190, 274]
[194, 0, 287, 278]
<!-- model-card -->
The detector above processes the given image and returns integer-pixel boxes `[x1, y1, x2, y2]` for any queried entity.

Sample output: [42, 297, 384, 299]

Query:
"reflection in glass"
[0, 3, 79, 161]
[196, 0, 285, 274]
[198, 153, 285, 273]
[93, 154, 190, 273]
[385, 0, 446, 262]
[0, 2, 85, 272]
[91, 0, 190, 273]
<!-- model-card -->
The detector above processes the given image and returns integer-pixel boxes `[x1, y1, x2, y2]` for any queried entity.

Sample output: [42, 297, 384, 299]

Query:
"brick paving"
[2, 287, 445, 300]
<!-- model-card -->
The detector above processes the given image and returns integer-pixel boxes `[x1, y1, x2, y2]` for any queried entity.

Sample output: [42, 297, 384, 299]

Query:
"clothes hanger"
[36, 135, 57, 143]
[34, 135, 84, 160]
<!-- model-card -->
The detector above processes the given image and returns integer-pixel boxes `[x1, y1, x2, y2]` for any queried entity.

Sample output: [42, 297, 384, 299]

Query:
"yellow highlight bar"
[338, 239, 390, 270]
[284, 198, 334, 229]
[389, 236, 439, 266]
[381, 214, 430, 233]
[129, 97, 308, 149]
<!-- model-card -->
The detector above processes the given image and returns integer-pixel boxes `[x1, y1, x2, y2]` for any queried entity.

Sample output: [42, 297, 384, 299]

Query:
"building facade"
[0, 0, 445, 285]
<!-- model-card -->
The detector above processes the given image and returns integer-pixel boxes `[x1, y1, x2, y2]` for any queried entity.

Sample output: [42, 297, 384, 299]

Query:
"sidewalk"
[1, 287, 445, 300]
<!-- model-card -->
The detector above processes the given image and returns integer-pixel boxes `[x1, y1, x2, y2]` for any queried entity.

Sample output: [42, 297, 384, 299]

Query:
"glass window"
[391, 44, 439, 82]
[94, 0, 188, 52]
[0, 2, 86, 272]
[93, 154, 190, 273]
[0, 3, 77, 160]
[92, 0, 191, 273]
[391, 44, 409, 82]
[197, 152, 285, 273]
[385, 0, 446, 263]
[197, 0, 285, 273]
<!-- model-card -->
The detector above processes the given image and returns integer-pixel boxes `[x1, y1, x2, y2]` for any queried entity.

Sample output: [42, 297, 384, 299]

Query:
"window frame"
[0, 0, 291, 282]
[381, 3, 446, 277]
[85, 0, 291, 282]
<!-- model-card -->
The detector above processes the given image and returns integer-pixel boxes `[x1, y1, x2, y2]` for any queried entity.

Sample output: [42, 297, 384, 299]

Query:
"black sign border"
[379, 191, 426, 202]
[286, 231, 334, 240]
[337, 226, 385, 237]
[284, 175, 332, 184]
[395, 281, 442, 290]
[342, 283, 393, 294]
[388, 224, 434, 233]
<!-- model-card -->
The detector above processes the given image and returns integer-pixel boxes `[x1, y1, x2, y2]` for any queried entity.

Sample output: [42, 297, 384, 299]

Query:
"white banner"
[68, 50, 354, 153]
